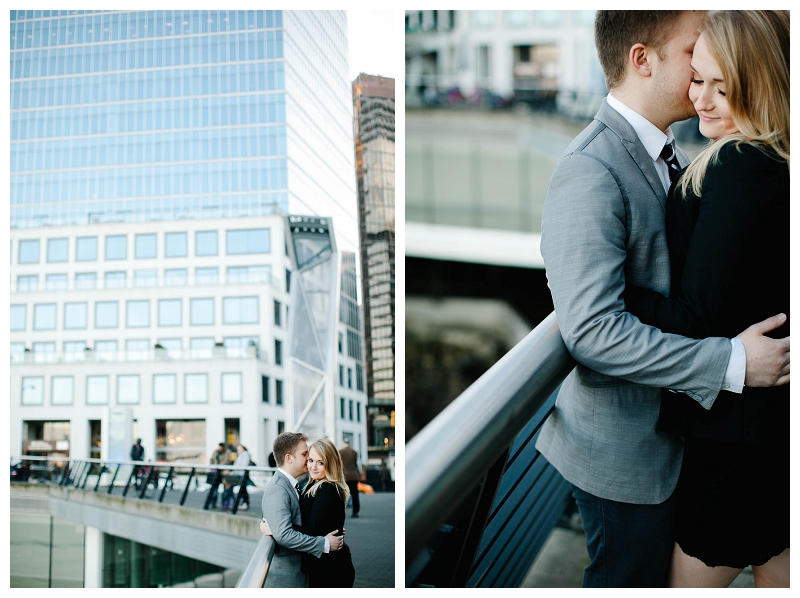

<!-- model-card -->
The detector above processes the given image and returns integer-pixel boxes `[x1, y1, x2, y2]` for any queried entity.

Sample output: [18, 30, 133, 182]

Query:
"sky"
[347, 10, 399, 82]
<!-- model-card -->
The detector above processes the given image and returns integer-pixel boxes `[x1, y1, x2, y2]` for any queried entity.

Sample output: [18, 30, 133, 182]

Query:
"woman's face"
[689, 34, 738, 139]
[307, 447, 327, 481]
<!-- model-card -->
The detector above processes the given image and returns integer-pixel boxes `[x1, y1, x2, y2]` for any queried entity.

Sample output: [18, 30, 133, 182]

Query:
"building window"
[155, 419, 207, 462]
[165, 268, 187, 286]
[126, 339, 149, 361]
[46, 273, 68, 291]
[165, 232, 187, 258]
[340, 397, 346, 419]
[185, 373, 208, 403]
[18, 239, 40, 264]
[190, 298, 214, 325]
[347, 368, 353, 389]
[223, 336, 259, 357]
[95, 301, 119, 329]
[134, 269, 158, 287]
[86, 375, 109, 405]
[51, 376, 74, 406]
[135, 234, 157, 259]
[117, 375, 140, 405]
[275, 379, 283, 405]
[153, 374, 176, 404]
[195, 230, 218, 256]
[226, 228, 270, 255]
[227, 265, 270, 284]
[33, 303, 57, 330]
[195, 267, 218, 285]
[11, 342, 26, 364]
[17, 275, 38, 292]
[33, 342, 56, 364]
[64, 341, 87, 362]
[11, 305, 26, 331]
[104, 271, 127, 289]
[95, 340, 118, 362]
[158, 338, 182, 359]
[105, 235, 127, 260]
[338, 332, 343, 353]
[75, 272, 97, 290]
[274, 300, 281, 326]
[158, 299, 182, 327]
[349, 399, 354, 421]
[537, 10, 564, 26]
[21, 377, 44, 406]
[339, 365, 344, 386]
[356, 401, 361, 423]
[347, 330, 362, 360]
[262, 376, 270, 403]
[76, 236, 98, 261]
[356, 364, 365, 392]
[286, 269, 291, 293]
[223, 296, 259, 324]
[190, 337, 214, 359]
[126, 300, 150, 328]
[47, 238, 69, 263]
[274, 339, 282, 366]
[64, 302, 88, 329]
[222, 373, 243, 403]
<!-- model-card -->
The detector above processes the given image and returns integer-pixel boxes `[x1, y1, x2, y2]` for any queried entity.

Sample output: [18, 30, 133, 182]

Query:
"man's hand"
[326, 530, 343, 551]
[737, 313, 790, 387]
[260, 518, 272, 536]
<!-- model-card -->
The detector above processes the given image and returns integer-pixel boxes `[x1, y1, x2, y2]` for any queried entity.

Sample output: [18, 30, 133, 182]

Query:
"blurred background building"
[352, 74, 395, 466]
[10, 9, 373, 587]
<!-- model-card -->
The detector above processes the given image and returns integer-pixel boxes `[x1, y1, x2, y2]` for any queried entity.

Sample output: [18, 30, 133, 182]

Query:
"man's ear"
[629, 43, 653, 78]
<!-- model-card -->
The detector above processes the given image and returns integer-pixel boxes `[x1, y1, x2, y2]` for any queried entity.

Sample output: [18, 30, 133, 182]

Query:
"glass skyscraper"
[10, 9, 359, 253]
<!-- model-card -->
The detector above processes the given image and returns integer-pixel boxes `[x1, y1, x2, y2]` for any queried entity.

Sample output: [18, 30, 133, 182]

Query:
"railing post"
[94, 465, 106, 492]
[159, 467, 175, 503]
[123, 467, 137, 497]
[203, 469, 222, 510]
[107, 464, 121, 494]
[139, 466, 157, 499]
[232, 470, 250, 514]
[180, 468, 196, 506]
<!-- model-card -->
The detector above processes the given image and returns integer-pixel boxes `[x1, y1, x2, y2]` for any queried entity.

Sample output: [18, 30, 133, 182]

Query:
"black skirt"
[673, 435, 789, 568]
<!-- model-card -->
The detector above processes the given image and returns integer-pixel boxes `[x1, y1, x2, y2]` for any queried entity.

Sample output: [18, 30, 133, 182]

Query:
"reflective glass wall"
[10, 10, 289, 228]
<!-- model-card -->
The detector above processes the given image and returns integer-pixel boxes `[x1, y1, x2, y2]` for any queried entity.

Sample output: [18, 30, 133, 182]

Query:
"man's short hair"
[273, 432, 308, 466]
[594, 11, 685, 89]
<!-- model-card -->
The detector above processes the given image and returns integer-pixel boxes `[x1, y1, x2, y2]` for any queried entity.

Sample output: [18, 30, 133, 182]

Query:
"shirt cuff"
[722, 337, 745, 393]
[323, 537, 330, 553]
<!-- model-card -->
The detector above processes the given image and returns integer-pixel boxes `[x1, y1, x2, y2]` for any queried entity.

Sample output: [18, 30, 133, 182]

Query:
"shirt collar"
[606, 93, 674, 162]
[277, 467, 299, 488]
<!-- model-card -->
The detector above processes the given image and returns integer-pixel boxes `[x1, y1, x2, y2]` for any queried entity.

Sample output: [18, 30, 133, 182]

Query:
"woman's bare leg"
[752, 548, 789, 588]
[667, 543, 743, 587]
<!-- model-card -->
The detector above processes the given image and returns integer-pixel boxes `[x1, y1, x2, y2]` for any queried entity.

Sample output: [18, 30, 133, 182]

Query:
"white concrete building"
[10, 214, 368, 468]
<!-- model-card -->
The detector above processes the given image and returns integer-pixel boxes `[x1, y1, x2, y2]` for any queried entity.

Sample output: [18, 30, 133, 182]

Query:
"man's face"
[286, 440, 309, 478]
[651, 11, 706, 124]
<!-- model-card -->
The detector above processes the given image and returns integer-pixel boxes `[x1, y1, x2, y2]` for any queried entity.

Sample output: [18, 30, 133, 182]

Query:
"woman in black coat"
[624, 11, 789, 588]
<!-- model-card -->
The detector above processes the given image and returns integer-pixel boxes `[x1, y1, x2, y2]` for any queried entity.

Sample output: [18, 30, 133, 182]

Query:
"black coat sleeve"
[625, 144, 788, 340]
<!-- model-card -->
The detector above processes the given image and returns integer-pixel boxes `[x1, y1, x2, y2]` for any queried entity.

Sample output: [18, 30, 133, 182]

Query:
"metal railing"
[10, 454, 273, 515]
[406, 311, 577, 587]
[235, 536, 277, 588]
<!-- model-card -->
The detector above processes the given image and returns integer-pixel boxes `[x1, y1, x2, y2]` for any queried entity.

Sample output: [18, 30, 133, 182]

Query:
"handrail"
[405, 311, 576, 561]
[235, 535, 276, 588]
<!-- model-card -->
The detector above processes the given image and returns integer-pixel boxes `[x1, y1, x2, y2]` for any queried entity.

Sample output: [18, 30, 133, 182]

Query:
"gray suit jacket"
[535, 99, 731, 504]
[261, 470, 324, 588]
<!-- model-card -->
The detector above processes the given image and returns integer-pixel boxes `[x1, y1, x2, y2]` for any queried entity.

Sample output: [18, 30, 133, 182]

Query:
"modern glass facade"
[10, 10, 359, 253]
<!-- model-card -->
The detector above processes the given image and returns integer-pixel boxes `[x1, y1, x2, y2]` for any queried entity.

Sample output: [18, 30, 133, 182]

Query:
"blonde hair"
[303, 438, 351, 504]
[679, 10, 789, 197]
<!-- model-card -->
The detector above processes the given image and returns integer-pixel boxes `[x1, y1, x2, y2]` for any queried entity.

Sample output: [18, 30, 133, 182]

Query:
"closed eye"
[691, 78, 703, 85]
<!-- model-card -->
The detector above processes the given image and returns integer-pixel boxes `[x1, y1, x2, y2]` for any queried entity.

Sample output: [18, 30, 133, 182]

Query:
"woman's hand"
[260, 518, 273, 536]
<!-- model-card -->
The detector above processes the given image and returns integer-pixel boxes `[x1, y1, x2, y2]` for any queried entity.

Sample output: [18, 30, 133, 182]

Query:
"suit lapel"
[276, 470, 300, 510]
[595, 100, 668, 212]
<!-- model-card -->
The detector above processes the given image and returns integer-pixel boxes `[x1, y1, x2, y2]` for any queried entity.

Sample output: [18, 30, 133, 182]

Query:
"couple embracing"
[259, 432, 355, 587]
[539, 11, 789, 588]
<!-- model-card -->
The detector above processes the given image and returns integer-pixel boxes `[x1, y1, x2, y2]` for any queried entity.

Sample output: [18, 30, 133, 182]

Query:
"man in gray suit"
[261, 431, 344, 587]
[537, 11, 790, 587]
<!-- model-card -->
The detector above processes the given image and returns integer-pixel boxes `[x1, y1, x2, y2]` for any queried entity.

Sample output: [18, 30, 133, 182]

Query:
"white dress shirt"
[604, 94, 745, 394]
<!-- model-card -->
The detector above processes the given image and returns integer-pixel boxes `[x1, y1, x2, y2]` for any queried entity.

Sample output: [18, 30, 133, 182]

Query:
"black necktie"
[660, 140, 682, 184]
[295, 483, 301, 496]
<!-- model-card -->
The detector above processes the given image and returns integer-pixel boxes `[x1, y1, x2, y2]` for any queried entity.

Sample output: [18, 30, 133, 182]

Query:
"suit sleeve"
[304, 483, 344, 537]
[262, 482, 324, 558]
[624, 150, 787, 339]
[542, 152, 730, 408]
